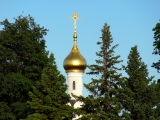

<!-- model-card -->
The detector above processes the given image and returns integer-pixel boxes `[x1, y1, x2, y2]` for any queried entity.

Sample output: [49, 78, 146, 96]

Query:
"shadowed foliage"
[121, 46, 160, 120]
[0, 15, 48, 119]
[26, 54, 74, 120]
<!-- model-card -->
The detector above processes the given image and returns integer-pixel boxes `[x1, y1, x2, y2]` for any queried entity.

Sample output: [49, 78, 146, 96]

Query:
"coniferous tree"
[151, 22, 160, 116]
[26, 53, 74, 120]
[121, 46, 157, 120]
[152, 21, 160, 72]
[154, 81, 160, 119]
[0, 15, 48, 119]
[77, 23, 123, 120]
[0, 102, 15, 120]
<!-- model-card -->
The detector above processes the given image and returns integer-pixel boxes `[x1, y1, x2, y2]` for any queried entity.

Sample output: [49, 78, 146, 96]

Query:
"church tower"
[63, 12, 87, 109]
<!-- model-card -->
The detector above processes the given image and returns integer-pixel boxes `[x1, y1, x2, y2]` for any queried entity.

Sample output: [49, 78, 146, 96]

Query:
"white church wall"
[67, 72, 83, 100]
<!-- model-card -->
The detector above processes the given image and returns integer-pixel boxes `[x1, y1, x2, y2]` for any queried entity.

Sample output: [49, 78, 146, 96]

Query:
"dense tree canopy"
[77, 23, 123, 120]
[0, 15, 49, 119]
[26, 53, 74, 120]
[0, 15, 48, 80]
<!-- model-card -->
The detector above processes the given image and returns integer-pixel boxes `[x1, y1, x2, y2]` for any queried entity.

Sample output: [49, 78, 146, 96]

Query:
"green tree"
[0, 102, 15, 120]
[148, 82, 160, 120]
[77, 23, 123, 120]
[0, 73, 32, 120]
[0, 15, 48, 80]
[151, 21, 160, 119]
[26, 53, 74, 120]
[152, 21, 160, 72]
[0, 15, 49, 119]
[121, 46, 158, 120]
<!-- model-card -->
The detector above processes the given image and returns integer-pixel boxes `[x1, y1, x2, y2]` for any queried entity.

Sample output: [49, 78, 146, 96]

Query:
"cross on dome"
[70, 12, 81, 31]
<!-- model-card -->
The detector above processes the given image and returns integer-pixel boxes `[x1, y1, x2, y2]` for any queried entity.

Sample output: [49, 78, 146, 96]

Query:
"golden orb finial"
[63, 12, 87, 73]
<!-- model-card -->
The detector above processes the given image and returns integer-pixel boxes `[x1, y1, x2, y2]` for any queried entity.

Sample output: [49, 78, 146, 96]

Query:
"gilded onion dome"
[63, 12, 87, 73]
[63, 31, 87, 73]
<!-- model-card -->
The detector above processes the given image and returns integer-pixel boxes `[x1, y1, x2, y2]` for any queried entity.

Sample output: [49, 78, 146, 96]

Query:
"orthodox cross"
[70, 12, 81, 31]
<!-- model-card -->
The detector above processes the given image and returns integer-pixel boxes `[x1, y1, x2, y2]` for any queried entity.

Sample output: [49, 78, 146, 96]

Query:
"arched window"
[73, 81, 75, 90]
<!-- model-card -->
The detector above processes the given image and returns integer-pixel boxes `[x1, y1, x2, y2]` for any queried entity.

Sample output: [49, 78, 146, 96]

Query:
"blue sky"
[1, 0, 160, 96]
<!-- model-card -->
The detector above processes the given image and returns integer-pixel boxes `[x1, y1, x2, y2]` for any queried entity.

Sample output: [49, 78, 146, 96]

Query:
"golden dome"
[63, 32, 87, 73]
